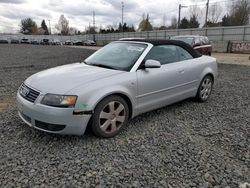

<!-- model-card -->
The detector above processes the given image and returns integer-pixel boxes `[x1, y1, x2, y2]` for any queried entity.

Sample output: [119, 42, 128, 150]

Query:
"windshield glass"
[85, 42, 147, 71]
[171, 37, 194, 46]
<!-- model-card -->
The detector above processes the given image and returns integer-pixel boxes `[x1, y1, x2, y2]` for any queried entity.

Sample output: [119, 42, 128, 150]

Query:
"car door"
[135, 45, 198, 115]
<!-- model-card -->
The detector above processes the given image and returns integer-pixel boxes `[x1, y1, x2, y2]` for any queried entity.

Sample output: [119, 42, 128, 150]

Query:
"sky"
[0, 0, 228, 34]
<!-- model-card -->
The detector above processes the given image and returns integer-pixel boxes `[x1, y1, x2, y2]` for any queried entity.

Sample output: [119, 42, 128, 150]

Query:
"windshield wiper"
[88, 63, 118, 70]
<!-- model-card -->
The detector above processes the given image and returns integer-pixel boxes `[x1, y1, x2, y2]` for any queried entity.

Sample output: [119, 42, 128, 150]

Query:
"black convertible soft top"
[121, 39, 202, 58]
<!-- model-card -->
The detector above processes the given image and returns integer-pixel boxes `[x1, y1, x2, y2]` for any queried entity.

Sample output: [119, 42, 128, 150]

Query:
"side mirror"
[144, 59, 161, 69]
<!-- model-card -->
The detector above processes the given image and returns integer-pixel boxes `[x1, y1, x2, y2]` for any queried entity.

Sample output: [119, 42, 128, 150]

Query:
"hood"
[25, 63, 122, 94]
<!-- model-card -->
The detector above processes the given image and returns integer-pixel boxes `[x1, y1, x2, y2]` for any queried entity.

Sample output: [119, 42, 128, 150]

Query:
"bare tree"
[168, 16, 178, 29]
[208, 3, 223, 23]
[189, 5, 202, 20]
[187, 5, 201, 28]
[69, 27, 78, 35]
[230, 0, 250, 25]
[162, 14, 166, 27]
[55, 14, 69, 35]
[222, 0, 250, 26]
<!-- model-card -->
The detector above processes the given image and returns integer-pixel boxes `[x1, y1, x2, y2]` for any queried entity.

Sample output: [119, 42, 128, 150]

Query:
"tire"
[195, 75, 213, 102]
[91, 95, 129, 138]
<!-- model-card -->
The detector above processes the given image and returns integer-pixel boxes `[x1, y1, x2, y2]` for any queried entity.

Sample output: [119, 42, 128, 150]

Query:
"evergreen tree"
[179, 17, 189, 29]
[41, 20, 49, 35]
[189, 15, 199, 28]
[20, 18, 37, 35]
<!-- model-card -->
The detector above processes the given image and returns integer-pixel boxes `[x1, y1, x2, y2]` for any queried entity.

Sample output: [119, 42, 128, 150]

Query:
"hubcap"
[99, 101, 126, 134]
[200, 78, 212, 100]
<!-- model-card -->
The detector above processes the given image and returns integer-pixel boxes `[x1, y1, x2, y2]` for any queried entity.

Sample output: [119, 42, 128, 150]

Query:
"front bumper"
[16, 92, 92, 135]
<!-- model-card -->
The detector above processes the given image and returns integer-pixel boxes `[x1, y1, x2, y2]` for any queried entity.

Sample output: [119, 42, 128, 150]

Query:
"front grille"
[35, 120, 66, 132]
[20, 112, 31, 123]
[19, 83, 40, 103]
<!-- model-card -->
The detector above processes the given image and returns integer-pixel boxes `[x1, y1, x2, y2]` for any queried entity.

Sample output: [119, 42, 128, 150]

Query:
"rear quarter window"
[177, 46, 193, 61]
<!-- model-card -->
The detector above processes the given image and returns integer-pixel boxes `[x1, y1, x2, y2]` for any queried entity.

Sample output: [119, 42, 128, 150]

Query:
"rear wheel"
[91, 95, 129, 138]
[196, 75, 213, 102]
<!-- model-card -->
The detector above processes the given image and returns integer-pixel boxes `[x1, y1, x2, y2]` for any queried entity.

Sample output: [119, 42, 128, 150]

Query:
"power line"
[185, 0, 242, 8]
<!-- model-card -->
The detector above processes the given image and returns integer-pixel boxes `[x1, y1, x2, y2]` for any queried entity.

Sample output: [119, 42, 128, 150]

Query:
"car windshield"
[171, 37, 194, 46]
[85, 42, 147, 71]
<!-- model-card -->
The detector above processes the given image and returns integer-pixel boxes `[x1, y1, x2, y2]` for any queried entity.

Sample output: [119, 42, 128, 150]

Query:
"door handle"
[178, 70, 185, 74]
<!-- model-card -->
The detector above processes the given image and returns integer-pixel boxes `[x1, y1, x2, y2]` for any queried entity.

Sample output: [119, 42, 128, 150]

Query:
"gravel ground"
[212, 53, 250, 66]
[0, 44, 249, 188]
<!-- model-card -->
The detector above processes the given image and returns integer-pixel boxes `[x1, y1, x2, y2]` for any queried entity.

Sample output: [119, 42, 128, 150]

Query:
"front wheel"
[91, 95, 129, 138]
[195, 75, 213, 102]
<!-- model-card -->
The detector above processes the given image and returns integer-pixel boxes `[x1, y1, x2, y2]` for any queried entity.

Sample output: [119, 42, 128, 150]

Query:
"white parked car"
[84, 40, 96, 46]
[17, 39, 218, 138]
[51, 39, 62, 45]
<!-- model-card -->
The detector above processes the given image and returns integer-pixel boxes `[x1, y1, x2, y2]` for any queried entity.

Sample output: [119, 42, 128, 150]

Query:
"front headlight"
[41, 94, 77, 108]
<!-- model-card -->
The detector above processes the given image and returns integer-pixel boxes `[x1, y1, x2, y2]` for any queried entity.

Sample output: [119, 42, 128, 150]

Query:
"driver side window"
[144, 45, 193, 65]
[144, 45, 179, 65]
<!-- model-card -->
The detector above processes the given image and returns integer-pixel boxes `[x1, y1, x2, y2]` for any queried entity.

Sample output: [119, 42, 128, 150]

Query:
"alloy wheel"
[99, 101, 126, 134]
[200, 77, 212, 100]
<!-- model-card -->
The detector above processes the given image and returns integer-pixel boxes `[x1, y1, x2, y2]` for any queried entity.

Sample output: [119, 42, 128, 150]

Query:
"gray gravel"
[0, 44, 249, 188]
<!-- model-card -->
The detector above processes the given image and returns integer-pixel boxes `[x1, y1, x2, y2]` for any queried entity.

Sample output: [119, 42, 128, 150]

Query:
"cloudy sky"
[0, 0, 228, 33]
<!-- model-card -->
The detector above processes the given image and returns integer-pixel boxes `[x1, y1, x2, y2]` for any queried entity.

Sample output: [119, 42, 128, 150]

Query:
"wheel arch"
[204, 73, 214, 83]
[200, 67, 216, 84]
[92, 91, 134, 119]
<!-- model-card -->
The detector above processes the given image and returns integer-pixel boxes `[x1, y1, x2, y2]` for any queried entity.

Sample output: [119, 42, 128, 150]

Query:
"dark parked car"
[64, 40, 72, 45]
[20, 38, 30, 44]
[73, 39, 83, 46]
[171, 35, 212, 56]
[84, 40, 96, 46]
[40, 39, 50, 45]
[30, 39, 40, 45]
[10, 38, 19, 44]
[0, 38, 9, 44]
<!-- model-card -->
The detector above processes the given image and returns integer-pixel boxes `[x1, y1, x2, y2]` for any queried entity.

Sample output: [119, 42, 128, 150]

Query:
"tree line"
[20, 0, 250, 35]
[20, 18, 49, 35]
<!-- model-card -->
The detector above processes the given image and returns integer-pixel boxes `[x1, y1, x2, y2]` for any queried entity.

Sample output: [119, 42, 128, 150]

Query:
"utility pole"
[163, 13, 166, 27]
[178, 4, 181, 29]
[178, 4, 188, 29]
[48, 19, 51, 34]
[93, 11, 95, 41]
[93, 11, 95, 31]
[88, 22, 90, 39]
[121, 1, 124, 32]
[205, 0, 210, 28]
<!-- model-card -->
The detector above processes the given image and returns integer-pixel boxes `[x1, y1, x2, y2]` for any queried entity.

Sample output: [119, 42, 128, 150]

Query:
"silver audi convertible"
[17, 39, 218, 138]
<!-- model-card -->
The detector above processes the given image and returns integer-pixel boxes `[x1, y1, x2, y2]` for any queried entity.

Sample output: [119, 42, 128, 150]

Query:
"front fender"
[69, 73, 137, 116]
[87, 86, 135, 112]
